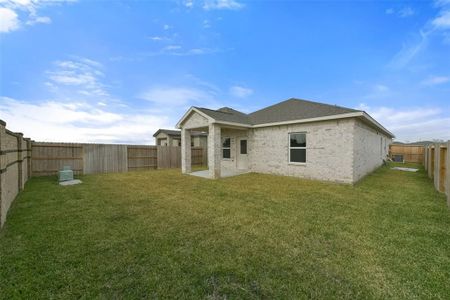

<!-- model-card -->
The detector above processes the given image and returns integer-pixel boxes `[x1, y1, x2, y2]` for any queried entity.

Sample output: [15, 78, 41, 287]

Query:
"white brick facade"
[179, 110, 392, 183]
[249, 119, 355, 183]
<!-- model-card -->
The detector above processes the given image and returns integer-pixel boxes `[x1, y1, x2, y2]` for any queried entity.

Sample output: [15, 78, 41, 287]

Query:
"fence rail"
[389, 144, 425, 163]
[0, 121, 32, 227]
[424, 142, 450, 208]
[2, 120, 209, 228]
[31, 142, 206, 176]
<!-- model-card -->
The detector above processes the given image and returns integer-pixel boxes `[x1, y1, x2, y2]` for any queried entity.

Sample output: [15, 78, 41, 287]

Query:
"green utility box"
[59, 166, 74, 182]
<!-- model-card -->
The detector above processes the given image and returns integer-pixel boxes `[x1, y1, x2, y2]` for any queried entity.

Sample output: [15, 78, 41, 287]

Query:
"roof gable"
[176, 98, 394, 138]
[194, 106, 251, 125]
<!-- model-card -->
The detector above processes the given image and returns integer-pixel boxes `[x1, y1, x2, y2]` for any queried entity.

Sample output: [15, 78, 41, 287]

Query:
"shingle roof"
[153, 129, 181, 137]
[194, 107, 251, 125]
[153, 129, 207, 137]
[195, 98, 361, 126]
[249, 98, 360, 125]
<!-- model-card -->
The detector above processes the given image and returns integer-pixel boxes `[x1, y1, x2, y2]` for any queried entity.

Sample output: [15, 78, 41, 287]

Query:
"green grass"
[1, 163, 449, 299]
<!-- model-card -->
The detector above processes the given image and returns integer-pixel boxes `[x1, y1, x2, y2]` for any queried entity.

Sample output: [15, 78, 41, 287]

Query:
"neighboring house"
[153, 129, 207, 148]
[176, 98, 394, 183]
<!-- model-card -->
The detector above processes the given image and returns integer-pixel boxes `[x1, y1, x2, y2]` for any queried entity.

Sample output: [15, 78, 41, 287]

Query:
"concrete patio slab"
[189, 169, 249, 179]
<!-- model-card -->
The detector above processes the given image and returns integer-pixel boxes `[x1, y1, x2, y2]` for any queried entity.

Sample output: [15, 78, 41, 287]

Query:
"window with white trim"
[289, 132, 306, 163]
[222, 137, 231, 159]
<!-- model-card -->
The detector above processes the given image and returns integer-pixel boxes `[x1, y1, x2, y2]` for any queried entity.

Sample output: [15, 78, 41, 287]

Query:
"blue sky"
[1, 0, 449, 144]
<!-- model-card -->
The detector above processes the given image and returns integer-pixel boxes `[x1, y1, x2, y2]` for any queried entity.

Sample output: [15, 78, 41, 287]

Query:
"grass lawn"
[1, 163, 449, 299]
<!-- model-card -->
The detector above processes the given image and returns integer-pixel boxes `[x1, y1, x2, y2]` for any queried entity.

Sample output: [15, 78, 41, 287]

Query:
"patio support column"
[181, 128, 191, 174]
[208, 123, 221, 179]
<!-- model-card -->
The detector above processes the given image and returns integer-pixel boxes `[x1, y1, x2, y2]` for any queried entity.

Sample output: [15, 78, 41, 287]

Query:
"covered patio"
[176, 107, 251, 179]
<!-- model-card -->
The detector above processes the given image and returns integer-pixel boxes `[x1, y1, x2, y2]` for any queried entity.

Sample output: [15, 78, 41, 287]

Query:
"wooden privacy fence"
[31, 142, 206, 176]
[424, 142, 450, 208]
[389, 144, 425, 163]
[0, 121, 32, 227]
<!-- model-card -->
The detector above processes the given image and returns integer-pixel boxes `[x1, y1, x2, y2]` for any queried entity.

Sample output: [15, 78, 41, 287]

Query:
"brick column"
[181, 128, 191, 174]
[208, 123, 221, 179]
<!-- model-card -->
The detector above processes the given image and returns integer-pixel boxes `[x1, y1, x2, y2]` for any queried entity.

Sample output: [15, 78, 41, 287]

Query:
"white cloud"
[388, 30, 430, 69]
[0, 7, 19, 32]
[229, 85, 253, 98]
[139, 86, 214, 107]
[203, 19, 211, 29]
[421, 76, 450, 86]
[203, 0, 244, 10]
[163, 45, 182, 51]
[163, 24, 171, 30]
[432, 10, 450, 29]
[0, 0, 75, 32]
[148, 36, 172, 42]
[143, 46, 221, 57]
[357, 103, 450, 141]
[26, 15, 51, 25]
[388, 2, 450, 68]
[183, 0, 193, 8]
[46, 57, 109, 97]
[0, 97, 171, 144]
[385, 6, 415, 18]
[399, 7, 415, 18]
[373, 84, 389, 92]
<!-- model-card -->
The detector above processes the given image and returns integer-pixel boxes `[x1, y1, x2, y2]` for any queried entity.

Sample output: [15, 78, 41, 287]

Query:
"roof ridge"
[288, 97, 361, 112]
[249, 98, 360, 116]
[196, 106, 240, 115]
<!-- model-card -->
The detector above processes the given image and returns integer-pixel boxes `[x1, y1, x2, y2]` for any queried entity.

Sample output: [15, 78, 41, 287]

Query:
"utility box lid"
[59, 168, 74, 182]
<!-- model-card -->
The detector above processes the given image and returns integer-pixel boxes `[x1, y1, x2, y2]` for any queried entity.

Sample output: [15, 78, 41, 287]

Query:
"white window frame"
[288, 132, 306, 165]
[222, 137, 231, 160]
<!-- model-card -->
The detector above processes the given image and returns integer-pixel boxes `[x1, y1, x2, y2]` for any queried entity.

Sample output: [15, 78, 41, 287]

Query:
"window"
[222, 137, 231, 159]
[289, 133, 306, 163]
[240, 139, 247, 154]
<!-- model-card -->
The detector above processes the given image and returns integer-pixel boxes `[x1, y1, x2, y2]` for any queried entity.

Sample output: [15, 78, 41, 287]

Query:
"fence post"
[446, 141, 450, 209]
[424, 146, 428, 170]
[434, 143, 440, 191]
[24, 138, 32, 179]
[14, 132, 24, 191]
[428, 146, 433, 179]
[0, 120, 5, 227]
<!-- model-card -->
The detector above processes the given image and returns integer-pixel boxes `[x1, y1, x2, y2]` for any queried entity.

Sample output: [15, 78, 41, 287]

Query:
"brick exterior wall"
[352, 119, 391, 182]
[180, 112, 392, 183]
[249, 119, 355, 183]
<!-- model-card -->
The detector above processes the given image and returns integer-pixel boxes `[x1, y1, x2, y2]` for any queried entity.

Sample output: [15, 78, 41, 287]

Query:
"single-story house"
[153, 129, 207, 148]
[176, 98, 394, 183]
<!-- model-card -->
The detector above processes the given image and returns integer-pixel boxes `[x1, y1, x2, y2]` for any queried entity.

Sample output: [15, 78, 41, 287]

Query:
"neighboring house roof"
[177, 98, 394, 138]
[153, 129, 207, 138]
[153, 129, 181, 137]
